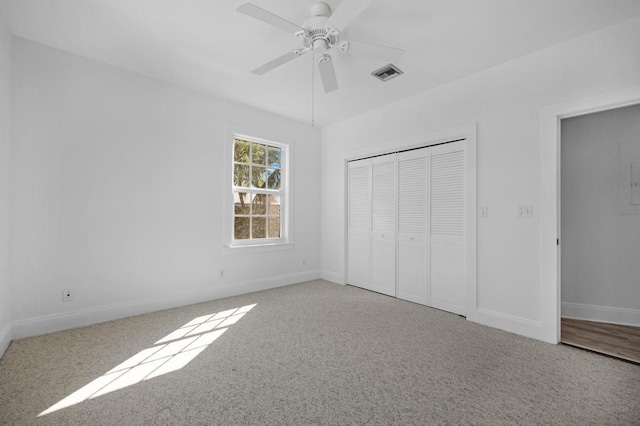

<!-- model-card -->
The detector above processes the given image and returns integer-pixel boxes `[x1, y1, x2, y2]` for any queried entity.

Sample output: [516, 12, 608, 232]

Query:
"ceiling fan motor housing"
[301, 15, 339, 52]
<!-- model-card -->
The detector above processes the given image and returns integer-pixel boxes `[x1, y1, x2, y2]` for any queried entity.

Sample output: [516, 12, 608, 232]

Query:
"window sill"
[223, 242, 294, 254]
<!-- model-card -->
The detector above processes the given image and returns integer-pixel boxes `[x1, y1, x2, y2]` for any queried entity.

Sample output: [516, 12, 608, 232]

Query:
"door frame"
[541, 85, 640, 344]
[342, 123, 477, 320]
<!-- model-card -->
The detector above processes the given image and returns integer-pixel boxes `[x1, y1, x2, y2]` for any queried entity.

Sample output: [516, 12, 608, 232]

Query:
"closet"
[347, 140, 466, 316]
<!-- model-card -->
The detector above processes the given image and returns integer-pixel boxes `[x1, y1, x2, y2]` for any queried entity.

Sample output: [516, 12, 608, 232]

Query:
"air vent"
[372, 64, 404, 82]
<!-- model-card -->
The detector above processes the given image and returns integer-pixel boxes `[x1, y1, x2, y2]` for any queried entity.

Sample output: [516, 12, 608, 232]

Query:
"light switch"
[518, 205, 533, 218]
[631, 163, 640, 206]
[479, 206, 488, 217]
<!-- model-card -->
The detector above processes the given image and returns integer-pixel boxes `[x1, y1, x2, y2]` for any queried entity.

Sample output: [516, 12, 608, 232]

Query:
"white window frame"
[223, 124, 294, 252]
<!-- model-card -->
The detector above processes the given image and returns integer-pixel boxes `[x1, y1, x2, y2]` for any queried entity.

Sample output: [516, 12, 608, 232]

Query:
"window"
[228, 135, 289, 248]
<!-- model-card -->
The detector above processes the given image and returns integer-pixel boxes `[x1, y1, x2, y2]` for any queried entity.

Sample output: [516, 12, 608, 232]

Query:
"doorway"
[559, 103, 640, 363]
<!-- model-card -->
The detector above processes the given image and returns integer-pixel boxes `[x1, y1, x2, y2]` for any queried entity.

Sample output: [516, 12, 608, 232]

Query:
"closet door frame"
[342, 123, 477, 322]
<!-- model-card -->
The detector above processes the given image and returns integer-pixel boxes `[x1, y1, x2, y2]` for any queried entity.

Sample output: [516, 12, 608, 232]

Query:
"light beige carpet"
[1, 280, 639, 425]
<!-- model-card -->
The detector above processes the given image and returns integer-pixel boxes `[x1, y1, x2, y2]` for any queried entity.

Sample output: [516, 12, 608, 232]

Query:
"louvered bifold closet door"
[429, 141, 466, 315]
[397, 148, 429, 305]
[348, 159, 372, 290]
[370, 155, 397, 296]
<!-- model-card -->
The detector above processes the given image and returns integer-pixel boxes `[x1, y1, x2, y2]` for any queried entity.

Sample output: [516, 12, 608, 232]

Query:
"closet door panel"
[371, 156, 396, 296]
[371, 231, 395, 296]
[348, 160, 371, 289]
[429, 142, 465, 315]
[398, 233, 427, 304]
[431, 236, 465, 314]
[348, 231, 370, 288]
[397, 149, 429, 305]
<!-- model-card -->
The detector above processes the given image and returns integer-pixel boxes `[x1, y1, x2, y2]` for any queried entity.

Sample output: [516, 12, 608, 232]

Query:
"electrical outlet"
[62, 289, 74, 302]
[479, 206, 488, 217]
[517, 205, 533, 218]
[219, 269, 225, 278]
[302, 259, 306, 267]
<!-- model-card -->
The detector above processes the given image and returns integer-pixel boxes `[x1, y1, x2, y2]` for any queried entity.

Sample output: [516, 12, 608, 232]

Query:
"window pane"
[252, 193, 267, 215]
[234, 192, 250, 214]
[268, 147, 282, 168]
[234, 217, 250, 240]
[267, 168, 281, 190]
[252, 217, 266, 239]
[268, 217, 280, 238]
[234, 140, 250, 163]
[251, 143, 266, 165]
[230, 138, 286, 244]
[251, 166, 266, 188]
[268, 195, 281, 215]
[234, 164, 249, 187]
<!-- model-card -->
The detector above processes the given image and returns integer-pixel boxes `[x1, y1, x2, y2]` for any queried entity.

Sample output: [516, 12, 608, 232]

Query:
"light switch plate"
[631, 163, 640, 206]
[518, 205, 533, 218]
[479, 206, 488, 217]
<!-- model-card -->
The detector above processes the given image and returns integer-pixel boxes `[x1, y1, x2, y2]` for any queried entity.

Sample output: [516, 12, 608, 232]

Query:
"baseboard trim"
[320, 269, 345, 285]
[561, 302, 640, 327]
[474, 308, 544, 341]
[0, 322, 11, 358]
[12, 270, 321, 339]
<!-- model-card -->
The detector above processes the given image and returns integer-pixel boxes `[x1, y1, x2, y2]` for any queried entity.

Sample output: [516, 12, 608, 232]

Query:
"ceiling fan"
[237, 0, 405, 93]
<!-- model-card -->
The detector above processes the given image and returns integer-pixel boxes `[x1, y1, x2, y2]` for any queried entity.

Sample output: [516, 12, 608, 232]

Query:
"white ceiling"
[2, 0, 640, 126]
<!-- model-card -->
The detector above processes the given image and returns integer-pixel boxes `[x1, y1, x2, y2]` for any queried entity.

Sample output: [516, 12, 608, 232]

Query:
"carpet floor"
[1, 280, 639, 425]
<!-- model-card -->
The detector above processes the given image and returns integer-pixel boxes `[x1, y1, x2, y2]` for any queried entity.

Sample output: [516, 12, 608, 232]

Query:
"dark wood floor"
[561, 317, 640, 364]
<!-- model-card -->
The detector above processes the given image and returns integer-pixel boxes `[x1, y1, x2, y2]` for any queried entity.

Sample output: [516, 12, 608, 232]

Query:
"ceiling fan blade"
[237, 3, 303, 34]
[252, 50, 303, 75]
[341, 40, 405, 63]
[317, 54, 338, 93]
[325, 0, 373, 31]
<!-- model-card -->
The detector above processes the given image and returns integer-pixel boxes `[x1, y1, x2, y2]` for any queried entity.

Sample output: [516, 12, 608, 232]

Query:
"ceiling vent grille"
[372, 64, 404, 82]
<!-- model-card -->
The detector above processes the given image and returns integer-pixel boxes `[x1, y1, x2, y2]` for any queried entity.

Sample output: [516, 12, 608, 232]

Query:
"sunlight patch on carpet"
[38, 303, 257, 417]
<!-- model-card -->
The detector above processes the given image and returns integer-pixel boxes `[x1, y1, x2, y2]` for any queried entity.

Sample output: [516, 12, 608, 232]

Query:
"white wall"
[0, 9, 11, 356]
[561, 104, 640, 326]
[321, 17, 640, 341]
[10, 38, 321, 338]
